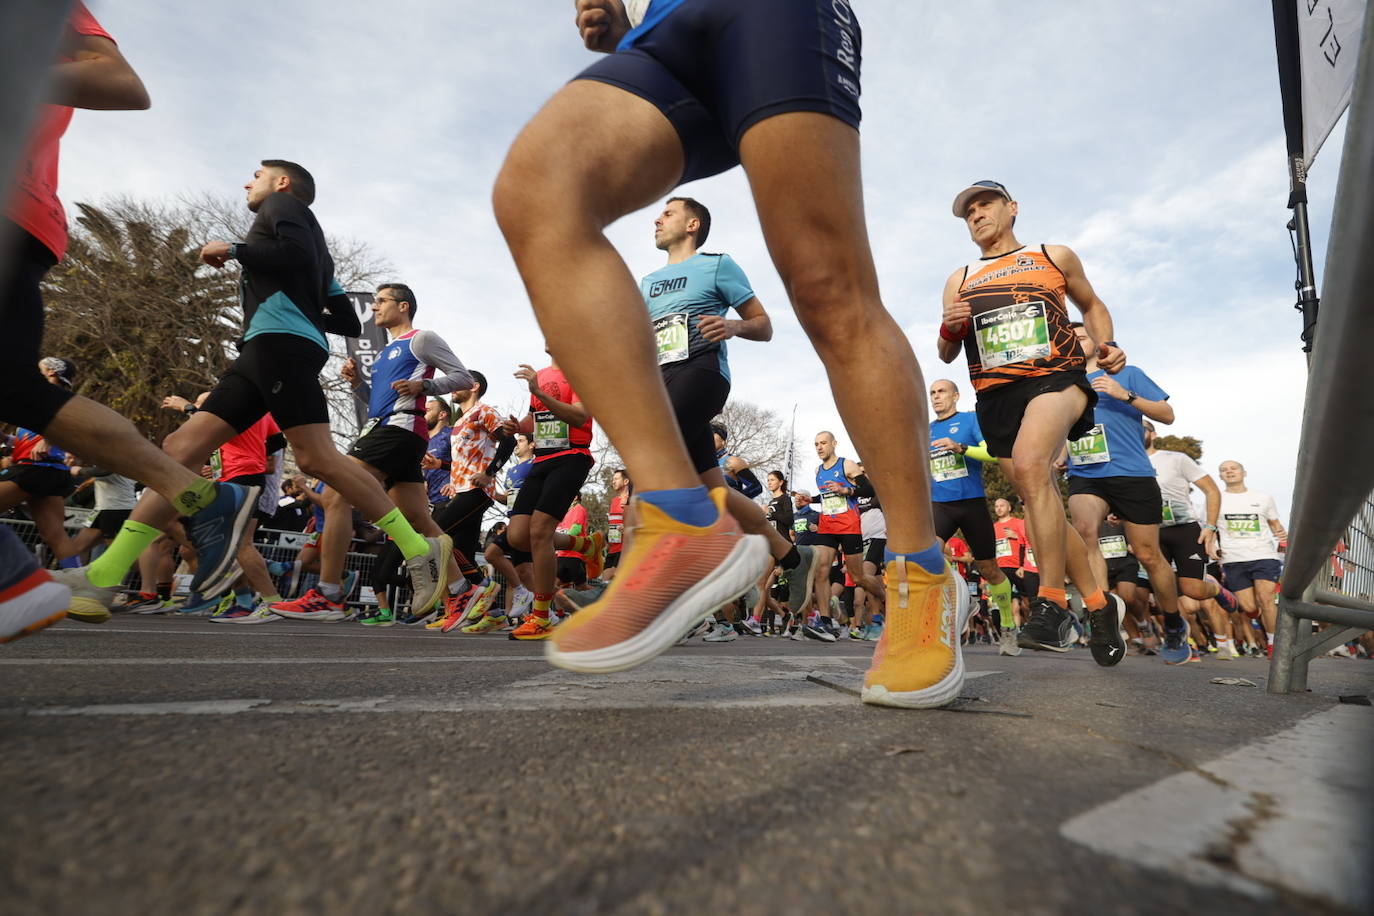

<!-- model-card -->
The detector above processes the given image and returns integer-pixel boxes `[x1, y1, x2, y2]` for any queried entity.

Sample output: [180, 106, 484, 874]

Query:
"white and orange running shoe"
[862, 558, 969, 709]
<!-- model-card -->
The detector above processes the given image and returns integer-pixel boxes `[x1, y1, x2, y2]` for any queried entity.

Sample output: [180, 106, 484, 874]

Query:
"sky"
[56, 1, 1357, 520]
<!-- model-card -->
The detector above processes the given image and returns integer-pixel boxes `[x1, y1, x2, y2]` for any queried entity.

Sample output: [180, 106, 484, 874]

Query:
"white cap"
[952, 180, 1011, 218]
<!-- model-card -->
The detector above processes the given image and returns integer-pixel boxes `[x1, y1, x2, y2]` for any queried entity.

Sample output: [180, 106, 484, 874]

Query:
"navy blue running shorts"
[577, 0, 863, 184]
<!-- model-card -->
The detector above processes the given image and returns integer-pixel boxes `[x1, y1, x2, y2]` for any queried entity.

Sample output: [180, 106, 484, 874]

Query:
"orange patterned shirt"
[448, 403, 505, 497]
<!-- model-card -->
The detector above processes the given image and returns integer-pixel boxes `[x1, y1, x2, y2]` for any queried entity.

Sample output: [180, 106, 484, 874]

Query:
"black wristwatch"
[1125, 390, 1139, 404]
[183, 404, 198, 415]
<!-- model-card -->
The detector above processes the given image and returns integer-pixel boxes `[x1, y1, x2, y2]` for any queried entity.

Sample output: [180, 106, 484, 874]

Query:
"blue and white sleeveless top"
[367, 330, 433, 438]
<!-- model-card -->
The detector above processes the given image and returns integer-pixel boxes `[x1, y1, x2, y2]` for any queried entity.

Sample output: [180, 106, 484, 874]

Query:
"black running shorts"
[556, 555, 588, 587]
[348, 425, 426, 487]
[1106, 557, 1140, 589]
[663, 361, 730, 475]
[578, 0, 863, 184]
[509, 453, 594, 521]
[1158, 522, 1208, 581]
[200, 333, 329, 433]
[1067, 475, 1163, 526]
[932, 497, 998, 561]
[863, 537, 886, 567]
[0, 463, 75, 499]
[814, 531, 863, 556]
[1018, 570, 1040, 598]
[975, 370, 1096, 460]
[0, 225, 73, 432]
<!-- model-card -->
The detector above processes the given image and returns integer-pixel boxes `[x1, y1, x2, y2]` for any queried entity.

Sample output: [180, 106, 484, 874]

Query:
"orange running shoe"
[508, 614, 554, 640]
[862, 557, 969, 709]
[581, 531, 607, 581]
[546, 487, 770, 674]
[440, 587, 477, 633]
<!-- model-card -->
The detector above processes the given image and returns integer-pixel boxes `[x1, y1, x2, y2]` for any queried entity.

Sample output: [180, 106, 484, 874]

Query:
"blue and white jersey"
[1066, 365, 1168, 480]
[619, 0, 688, 50]
[365, 329, 472, 439]
[504, 458, 533, 512]
[929, 410, 986, 503]
[640, 252, 754, 381]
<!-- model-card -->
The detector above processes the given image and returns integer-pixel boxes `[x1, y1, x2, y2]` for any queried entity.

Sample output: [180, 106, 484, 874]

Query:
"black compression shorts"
[0, 464, 75, 499]
[933, 497, 998, 561]
[577, 0, 863, 185]
[1158, 522, 1208, 581]
[200, 333, 329, 433]
[663, 361, 730, 476]
[509, 453, 593, 521]
[348, 425, 426, 487]
[814, 532, 863, 556]
[975, 370, 1096, 459]
[1, 226, 73, 432]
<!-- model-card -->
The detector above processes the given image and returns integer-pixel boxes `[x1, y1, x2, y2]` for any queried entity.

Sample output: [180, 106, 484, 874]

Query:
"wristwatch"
[1203, 523, 1218, 532]
[1125, 390, 1139, 404]
[183, 404, 198, 415]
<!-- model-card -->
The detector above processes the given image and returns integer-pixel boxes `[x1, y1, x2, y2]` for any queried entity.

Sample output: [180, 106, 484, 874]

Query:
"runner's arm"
[49, 33, 149, 110]
[410, 332, 474, 394]
[966, 441, 994, 463]
[938, 271, 968, 363]
[322, 284, 362, 338]
[698, 298, 772, 343]
[530, 389, 590, 428]
[231, 195, 318, 277]
[1050, 244, 1126, 373]
[483, 430, 516, 478]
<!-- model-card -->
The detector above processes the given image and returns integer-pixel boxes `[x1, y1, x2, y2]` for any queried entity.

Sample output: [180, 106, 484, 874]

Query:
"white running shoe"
[703, 623, 739, 642]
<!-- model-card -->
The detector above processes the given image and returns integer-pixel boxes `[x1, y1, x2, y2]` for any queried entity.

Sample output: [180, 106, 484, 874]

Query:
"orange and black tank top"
[957, 244, 1084, 393]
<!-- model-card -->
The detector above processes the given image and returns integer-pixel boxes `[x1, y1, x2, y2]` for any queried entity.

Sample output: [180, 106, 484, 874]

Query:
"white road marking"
[1060, 704, 1374, 911]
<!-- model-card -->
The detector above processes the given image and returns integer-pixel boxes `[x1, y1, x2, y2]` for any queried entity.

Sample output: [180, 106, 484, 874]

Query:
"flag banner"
[344, 291, 388, 428]
[1296, 0, 1367, 170]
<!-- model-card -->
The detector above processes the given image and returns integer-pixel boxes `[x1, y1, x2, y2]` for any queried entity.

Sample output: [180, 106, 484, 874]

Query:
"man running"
[59, 164, 452, 617]
[1061, 323, 1187, 664]
[1216, 460, 1287, 655]
[604, 468, 630, 579]
[927, 379, 1020, 656]
[274, 283, 472, 622]
[811, 431, 885, 625]
[421, 398, 453, 514]
[493, 1, 962, 707]
[991, 497, 1029, 622]
[7, 8, 256, 636]
[938, 180, 1125, 665]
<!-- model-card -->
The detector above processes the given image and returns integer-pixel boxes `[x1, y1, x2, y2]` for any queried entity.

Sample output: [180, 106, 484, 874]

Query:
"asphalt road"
[2, 615, 1370, 915]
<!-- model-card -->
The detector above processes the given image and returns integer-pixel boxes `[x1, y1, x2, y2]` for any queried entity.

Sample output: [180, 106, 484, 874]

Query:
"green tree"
[1154, 434, 1203, 461]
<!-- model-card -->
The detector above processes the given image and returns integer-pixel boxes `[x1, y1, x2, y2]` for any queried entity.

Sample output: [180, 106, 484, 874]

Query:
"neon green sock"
[264, 593, 283, 605]
[989, 577, 1016, 629]
[87, 520, 162, 587]
[375, 507, 428, 559]
[170, 477, 217, 516]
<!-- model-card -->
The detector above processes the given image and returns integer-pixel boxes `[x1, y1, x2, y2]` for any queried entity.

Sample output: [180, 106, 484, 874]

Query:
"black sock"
[780, 547, 801, 570]
[1162, 611, 1184, 629]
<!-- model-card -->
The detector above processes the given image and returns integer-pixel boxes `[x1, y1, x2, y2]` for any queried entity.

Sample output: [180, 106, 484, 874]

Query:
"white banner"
[1298, 0, 1367, 168]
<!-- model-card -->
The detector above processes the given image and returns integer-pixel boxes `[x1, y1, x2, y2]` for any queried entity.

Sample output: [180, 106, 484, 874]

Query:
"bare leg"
[234, 521, 276, 599]
[28, 494, 76, 561]
[811, 545, 837, 618]
[842, 551, 884, 605]
[1253, 579, 1279, 636]
[1124, 521, 1179, 615]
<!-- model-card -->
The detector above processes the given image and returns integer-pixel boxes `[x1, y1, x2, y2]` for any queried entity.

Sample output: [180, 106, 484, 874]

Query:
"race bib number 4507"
[974, 301, 1052, 369]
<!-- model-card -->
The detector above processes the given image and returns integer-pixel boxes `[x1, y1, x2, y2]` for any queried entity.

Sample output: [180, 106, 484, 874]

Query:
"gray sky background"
[59, 1, 1355, 518]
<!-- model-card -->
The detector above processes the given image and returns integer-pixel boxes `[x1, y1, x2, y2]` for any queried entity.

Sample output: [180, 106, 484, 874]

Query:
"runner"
[927, 379, 1021, 656]
[57, 165, 452, 618]
[12, 7, 259, 628]
[420, 397, 453, 514]
[604, 468, 630, 580]
[938, 180, 1126, 664]
[991, 497, 1029, 624]
[555, 495, 592, 588]
[470, 434, 537, 632]
[494, 1, 962, 707]
[1060, 323, 1189, 665]
[503, 361, 603, 641]
[1144, 420, 1243, 657]
[786, 489, 822, 640]
[1216, 460, 1287, 656]
[811, 431, 885, 632]
[635, 197, 812, 634]
[0, 363, 80, 569]
[64, 464, 137, 571]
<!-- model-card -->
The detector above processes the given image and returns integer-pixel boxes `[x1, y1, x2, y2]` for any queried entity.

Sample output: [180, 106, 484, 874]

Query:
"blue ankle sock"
[638, 486, 716, 528]
[884, 542, 945, 576]
[234, 589, 254, 608]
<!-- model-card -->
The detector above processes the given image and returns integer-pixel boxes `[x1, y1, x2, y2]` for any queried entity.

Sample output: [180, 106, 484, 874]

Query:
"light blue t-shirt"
[640, 252, 754, 381]
[929, 411, 987, 502]
[1066, 365, 1168, 479]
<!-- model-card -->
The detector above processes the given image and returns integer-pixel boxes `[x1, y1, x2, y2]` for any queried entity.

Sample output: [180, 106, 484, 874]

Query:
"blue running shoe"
[187, 482, 260, 599]
[341, 569, 359, 602]
[1160, 617, 1192, 666]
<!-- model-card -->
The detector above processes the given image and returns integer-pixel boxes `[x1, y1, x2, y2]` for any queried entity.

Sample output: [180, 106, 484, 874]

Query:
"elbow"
[758, 320, 774, 342]
[1157, 406, 1176, 425]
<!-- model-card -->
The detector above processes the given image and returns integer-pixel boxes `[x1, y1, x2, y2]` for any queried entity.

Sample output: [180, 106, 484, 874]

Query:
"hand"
[1097, 342, 1127, 374]
[1053, 454, 1068, 473]
[1016, 568, 1024, 578]
[473, 472, 493, 490]
[391, 379, 425, 396]
[420, 453, 442, 471]
[930, 437, 960, 453]
[696, 314, 735, 343]
[440, 483, 457, 498]
[1091, 374, 1129, 401]
[200, 240, 232, 268]
[162, 395, 190, 412]
[724, 455, 748, 474]
[200, 464, 215, 480]
[1199, 527, 1219, 561]
[942, 298, 972, 333]
[31, 438, 50, 460]
[515, 364, 541, 395]
[341, 357, 358, 385]
[575, 0, 630, 53]
[501, 415, 521, 435]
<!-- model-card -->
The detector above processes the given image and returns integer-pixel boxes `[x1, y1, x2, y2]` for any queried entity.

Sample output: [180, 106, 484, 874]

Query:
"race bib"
[608, 524, 623, 545]
[507, 487, 520, 509]
[1068, 424, 1111, 466]
[653, 313, 690, 365]
[821, 492, 849, 516]
[973, 301, 1052, 369]
[1099, 534, 1128, 559]
[86, 509, 100, 525]
[1025, 546, 1036, 568]
[793, 517, 810, 534]
[1224, 513, 1263, 537]
[534, 414, 569, 451]
[995, 537, 1012, 559]
[360, 417, 380, 439]
[930, 449, 969, 482]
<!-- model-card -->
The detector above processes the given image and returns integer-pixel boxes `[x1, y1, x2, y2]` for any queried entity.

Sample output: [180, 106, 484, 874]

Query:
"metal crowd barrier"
[1270, 0, 1374, 693]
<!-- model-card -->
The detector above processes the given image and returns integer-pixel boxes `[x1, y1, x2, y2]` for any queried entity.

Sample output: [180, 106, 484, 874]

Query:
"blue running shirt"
[928, 411, 986, 502]
[640, 252, 754, 381]
[1066, 366, 1168, 479]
